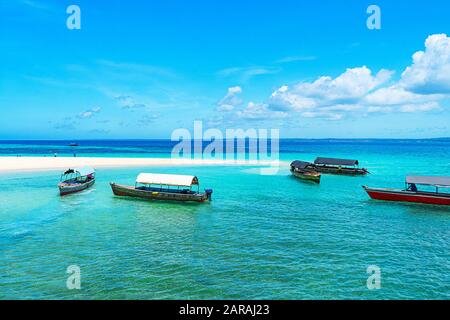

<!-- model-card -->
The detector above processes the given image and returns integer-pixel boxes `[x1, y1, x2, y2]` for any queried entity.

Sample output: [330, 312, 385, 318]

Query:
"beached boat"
[58, 166, 95, 196]
[290, 160, 321, 183]
[110, 173, 213, 203]
[311, 157, 368, 175]
[363, 176, 450, 206]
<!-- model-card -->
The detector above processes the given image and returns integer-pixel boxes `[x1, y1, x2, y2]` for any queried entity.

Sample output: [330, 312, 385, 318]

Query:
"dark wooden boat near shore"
[58, 166, 95, 196]
[363, 176, 450, 206]
[110, 173, 213, 203]
[290, 161, 321, 183]
[312, 157, 368, 175]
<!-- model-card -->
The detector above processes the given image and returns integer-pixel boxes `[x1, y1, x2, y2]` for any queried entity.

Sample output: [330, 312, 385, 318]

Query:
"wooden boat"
[363, 176, 450, 206]
[311, 157, 368, 175]
[58, 166, 95, 196]
[290, 160, 321, 183]
[110, 173, 213, 203]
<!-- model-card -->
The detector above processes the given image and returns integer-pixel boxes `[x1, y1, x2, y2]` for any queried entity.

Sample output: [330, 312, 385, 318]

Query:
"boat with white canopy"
[110, 173, 213, 202]
[363, 175, 450, 206]
[58, 166, 95, 196]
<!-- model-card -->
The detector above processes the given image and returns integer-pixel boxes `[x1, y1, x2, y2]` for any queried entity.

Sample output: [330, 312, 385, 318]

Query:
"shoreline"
[0, 156, 284, 173]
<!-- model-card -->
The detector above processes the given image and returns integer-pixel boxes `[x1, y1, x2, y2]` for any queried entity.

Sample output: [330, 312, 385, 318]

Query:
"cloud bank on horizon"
[223, 34, 450, 122]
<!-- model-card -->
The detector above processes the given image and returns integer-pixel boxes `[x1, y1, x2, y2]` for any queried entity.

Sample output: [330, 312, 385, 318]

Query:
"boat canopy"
[406, 176, 450, 188]
[314, 157, 359, 166]
[136, 173, 199, 187]
[64, 166, 95, 177]
[290, 160, 312, 169]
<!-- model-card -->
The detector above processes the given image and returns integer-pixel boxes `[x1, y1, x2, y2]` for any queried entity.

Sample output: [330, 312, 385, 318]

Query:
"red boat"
[363, 176, 450, 206]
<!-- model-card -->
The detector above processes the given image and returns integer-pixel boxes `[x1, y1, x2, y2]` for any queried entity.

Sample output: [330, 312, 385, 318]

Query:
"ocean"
[0, 139, 449, 299]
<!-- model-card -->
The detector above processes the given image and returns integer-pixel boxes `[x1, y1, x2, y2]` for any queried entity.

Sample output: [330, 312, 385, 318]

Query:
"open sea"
[0, 139, 449, 299]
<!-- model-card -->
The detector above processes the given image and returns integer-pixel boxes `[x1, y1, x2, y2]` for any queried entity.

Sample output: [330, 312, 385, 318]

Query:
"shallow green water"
[0, 142, 449, 299]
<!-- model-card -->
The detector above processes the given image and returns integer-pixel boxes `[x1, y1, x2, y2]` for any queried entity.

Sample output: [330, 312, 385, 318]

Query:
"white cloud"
[292, 66, 393, 102]
[216, 66, 281, 82]
[398, 102, 440, 113]
[400, 34, 450, 94]
[300, 104, 362, 120]
[275, 56, 317, 63]
[367, 102, 440, 114]
[228, 86, 242, 94]
[79, 112, 93, 119]
[214, 34, 449, 123]
[268, 66, 393, 119]
[270, 85, 316, 111]
[236, 102, 287, 120]
[217, 86, 243, 111]
[115, 95, 147, 109]
[365, 86, 422, 105]
[301, 111, 343, 120]
[266, 35, 450, 119]
[78, 107, 101, 119]
[364, 85, 443, 113]
[363, 34, 450, 113]
[22, 0, 50, 10]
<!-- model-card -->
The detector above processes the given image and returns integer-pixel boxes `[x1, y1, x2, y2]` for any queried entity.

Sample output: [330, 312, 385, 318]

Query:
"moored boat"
[363, 176, 450, 206]
[312, 157, 368, 175]
[290, 160, 321, 183]
[110, 173, 213, 203]
[58, 166, 95, 196]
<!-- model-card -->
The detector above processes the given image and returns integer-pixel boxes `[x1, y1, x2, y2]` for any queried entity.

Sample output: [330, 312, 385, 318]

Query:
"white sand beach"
[0, 156, 284, 173]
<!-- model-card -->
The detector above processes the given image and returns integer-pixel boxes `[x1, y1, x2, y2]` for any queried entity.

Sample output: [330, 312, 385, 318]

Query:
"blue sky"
[0, 0, 449, 139]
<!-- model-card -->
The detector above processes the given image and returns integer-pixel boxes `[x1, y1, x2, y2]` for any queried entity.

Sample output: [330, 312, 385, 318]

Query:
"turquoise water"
[0, 140, 449, 299]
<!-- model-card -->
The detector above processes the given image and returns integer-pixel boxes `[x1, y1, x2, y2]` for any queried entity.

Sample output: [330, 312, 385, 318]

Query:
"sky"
[0, 0, 449, 139]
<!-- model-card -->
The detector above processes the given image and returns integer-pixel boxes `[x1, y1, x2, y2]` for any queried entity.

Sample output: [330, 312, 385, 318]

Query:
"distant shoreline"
[0, 137, 450, 142]
[0, 156, 284, 173]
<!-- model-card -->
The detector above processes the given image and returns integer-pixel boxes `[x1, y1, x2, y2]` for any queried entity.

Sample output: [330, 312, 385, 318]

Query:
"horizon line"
[0, 137, 449, 141]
